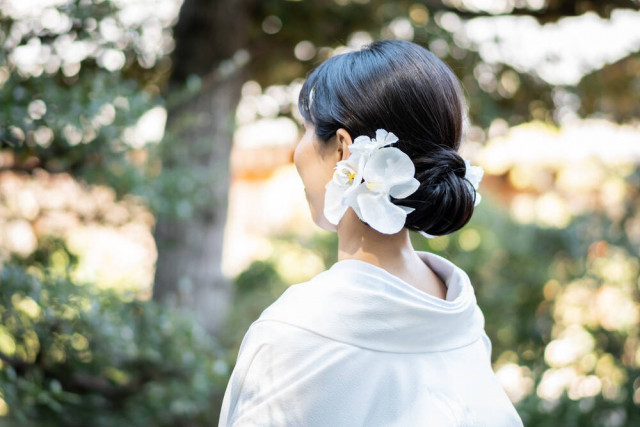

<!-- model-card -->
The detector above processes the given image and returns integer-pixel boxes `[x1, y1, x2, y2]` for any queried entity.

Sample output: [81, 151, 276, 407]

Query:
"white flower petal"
[398, 205, 415, 214]
[419, 230, 437, 238]
[463, 178, 482, 207]
[389, 178, 420, 199]
[363, 147, 416, 192]
[353, 135, 372, 145]
[356, 191, 408, 234]
[344, 183, 367, 222]
[324, 180, 349, 225]
[352, 135, 374, 152]
[373, 129, 398, 149]
[469, 168, 484, 189]
[375, 129, 388, 143]
[342, 155, 357, 169]
[355, 151, 367, 175]
[349, 150, 368, 160]
[474, 192, 482, 207]
[463, 158, 484, 190]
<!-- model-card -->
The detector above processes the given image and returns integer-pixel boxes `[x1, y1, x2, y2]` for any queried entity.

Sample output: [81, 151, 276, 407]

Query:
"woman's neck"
[336, 208, 419, 269]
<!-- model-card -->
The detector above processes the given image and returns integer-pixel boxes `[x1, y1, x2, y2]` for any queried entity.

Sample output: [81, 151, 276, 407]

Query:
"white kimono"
[219, 251, 524, 426]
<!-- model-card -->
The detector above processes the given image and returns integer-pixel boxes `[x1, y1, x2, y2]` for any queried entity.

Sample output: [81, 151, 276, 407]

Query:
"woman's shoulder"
[234, 313, 359, 382]
[255, 267, 339, 322]
[240, 316, 319, 352]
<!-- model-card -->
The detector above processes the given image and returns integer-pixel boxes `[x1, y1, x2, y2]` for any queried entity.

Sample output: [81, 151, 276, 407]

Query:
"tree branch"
[0, 349, 30, 370]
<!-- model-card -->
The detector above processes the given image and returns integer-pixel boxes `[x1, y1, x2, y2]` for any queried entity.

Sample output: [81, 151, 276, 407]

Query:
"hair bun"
[396, 148, 475, 237]
[414, 149, 466, 179]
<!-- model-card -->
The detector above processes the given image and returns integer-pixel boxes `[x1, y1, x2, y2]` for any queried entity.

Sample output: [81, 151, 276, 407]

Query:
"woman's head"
[293, 39, 477, 237]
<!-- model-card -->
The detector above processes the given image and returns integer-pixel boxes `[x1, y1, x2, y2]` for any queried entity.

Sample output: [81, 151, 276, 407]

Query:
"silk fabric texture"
[219, 251, 524, 426]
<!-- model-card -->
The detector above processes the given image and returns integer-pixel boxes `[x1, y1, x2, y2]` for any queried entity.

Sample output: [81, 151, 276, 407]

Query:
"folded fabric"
[219, 251, 524, 426]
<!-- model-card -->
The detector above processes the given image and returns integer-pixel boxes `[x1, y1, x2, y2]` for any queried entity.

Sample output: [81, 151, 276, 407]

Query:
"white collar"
[257, 251, 485, 353]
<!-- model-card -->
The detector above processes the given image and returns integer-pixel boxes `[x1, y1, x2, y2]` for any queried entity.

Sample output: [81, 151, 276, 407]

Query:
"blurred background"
[1, 0, 639, 425]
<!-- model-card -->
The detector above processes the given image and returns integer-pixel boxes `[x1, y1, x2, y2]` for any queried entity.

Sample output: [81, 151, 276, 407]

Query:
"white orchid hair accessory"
[324, 129, 419, 234]
[324, 128, 485, 236]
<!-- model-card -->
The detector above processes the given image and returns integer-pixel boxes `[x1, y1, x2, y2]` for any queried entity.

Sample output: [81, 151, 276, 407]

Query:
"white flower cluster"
[324, 128, 484, 236]
[324, 129, 419, 234]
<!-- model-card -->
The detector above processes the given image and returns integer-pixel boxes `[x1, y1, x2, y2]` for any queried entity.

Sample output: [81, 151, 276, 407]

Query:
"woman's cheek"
[293, 144, 302, 174]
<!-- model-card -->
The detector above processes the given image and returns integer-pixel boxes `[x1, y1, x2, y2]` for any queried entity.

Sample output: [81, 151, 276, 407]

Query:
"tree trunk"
[152, 0, 249, 335]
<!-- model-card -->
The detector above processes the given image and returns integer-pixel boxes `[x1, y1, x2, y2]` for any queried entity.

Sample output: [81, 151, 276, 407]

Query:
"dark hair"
[298, 39, 477, 237]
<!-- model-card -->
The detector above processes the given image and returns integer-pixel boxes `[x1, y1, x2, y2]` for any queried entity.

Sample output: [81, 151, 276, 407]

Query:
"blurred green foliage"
[0, 265, 228, 426]
[0, 69, 153, 195]
[2, 0, 639, 425]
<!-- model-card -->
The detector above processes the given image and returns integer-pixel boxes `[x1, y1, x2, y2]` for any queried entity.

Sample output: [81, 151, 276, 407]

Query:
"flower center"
[366, 181, 383, 191]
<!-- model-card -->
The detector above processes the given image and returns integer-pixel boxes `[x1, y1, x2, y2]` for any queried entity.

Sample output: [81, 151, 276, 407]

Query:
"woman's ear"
[335, 128, 353, 161]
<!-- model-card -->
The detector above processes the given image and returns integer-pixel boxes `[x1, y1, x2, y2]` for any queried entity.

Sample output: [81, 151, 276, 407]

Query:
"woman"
[219, 40, 524, 426]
